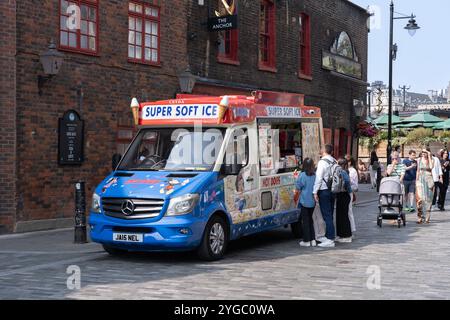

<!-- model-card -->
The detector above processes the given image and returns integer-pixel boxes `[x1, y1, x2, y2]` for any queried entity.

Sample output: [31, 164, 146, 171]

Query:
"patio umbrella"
[401, 112, 443, 126]
[373, 114, 402, 126]
[394, 122, 423, 129]
[433, 119, 450, 130]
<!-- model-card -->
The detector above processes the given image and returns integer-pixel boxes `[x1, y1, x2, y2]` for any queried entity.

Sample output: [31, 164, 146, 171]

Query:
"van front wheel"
[197, 215, 228, 261]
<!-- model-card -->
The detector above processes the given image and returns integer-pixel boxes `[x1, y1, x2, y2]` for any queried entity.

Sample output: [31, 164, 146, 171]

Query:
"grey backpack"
[323, 159, 345, 194]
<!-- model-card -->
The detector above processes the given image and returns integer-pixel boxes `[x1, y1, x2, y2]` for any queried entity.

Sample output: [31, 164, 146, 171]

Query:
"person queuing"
[335, 159, 354, 243]
[402, 150, 418, 212]
[430, 148, 443, 210]
[313, 144, 337, 248]
[386, 151, 406, 182]
[416, 149, 435, 224]
[295, 158, 317, 247]
[348, 157, 358, 234]
[438, 150, 450, 211]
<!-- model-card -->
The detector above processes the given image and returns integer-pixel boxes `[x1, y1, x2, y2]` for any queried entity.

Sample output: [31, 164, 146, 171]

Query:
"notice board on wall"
[301, 122, 321, 164]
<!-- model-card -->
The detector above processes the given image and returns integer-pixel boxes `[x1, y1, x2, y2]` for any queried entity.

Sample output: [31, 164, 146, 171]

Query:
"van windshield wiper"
[125, 167, 164, 171]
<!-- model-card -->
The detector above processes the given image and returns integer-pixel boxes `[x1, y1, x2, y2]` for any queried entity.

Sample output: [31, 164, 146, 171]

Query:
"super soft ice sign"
[142, 104, 219, 120]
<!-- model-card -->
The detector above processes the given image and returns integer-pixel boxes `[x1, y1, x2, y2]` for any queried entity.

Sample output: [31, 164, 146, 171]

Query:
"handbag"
[426, 176, 435, 189]
[372, 161, 380, 170]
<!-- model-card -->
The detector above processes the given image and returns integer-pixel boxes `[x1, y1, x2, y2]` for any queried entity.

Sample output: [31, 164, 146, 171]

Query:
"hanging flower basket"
[357, 120, 379, 138]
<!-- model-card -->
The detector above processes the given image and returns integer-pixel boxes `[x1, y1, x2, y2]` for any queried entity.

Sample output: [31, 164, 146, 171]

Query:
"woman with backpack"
[295, 158, 317, 247]
[335, 158, 354, 243]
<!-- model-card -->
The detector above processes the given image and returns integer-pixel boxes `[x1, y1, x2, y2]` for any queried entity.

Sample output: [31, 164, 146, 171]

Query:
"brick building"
[187, 0, 369, 156]
[1, 0, 188, 233]
[0, 0, 369, 234]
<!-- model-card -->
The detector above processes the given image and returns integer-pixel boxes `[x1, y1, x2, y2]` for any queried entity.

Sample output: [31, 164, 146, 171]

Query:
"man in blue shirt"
[403, 150, 417, 212]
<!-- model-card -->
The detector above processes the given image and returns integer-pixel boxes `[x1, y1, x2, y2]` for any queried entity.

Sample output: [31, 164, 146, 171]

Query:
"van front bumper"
[88, 213, 205, 251]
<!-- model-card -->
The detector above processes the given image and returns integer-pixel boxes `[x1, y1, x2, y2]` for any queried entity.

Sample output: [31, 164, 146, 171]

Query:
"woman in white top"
[348, 157, 359, 233]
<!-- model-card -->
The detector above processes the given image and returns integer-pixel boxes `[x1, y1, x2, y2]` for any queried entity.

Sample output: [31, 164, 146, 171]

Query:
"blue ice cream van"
[89, 91, 324, 260]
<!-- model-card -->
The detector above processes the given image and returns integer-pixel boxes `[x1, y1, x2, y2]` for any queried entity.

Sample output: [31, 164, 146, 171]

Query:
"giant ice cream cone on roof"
[217, 96, 229, 124]
[130, 97, 140, 126]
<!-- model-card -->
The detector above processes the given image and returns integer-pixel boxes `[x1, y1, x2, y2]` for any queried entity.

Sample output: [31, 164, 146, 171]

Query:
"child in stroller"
[377, 177, 406, 228]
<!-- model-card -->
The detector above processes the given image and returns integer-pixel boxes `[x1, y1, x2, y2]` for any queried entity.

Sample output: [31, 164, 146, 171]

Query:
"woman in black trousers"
[439, 150, 450, 211]
[335, 159, 354, 243]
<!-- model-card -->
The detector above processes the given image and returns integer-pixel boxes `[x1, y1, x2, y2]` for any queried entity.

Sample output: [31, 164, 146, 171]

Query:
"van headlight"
[166, 194, 199, 216]
[91, 193, 101, 213]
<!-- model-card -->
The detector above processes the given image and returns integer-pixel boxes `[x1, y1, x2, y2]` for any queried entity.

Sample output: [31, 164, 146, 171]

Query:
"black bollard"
[74, 181, 88, 244]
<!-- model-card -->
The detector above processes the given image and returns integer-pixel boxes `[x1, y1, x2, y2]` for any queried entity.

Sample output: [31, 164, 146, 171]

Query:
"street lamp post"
[367, 89, 372, 119]
[399, 85, 411, 111]
[387, 1, 420, 164]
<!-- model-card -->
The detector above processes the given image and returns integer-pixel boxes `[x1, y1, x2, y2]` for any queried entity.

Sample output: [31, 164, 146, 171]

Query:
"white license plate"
[113, 233, 143, 243]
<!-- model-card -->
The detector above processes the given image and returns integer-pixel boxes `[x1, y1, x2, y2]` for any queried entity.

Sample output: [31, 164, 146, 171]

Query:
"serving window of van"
[224, 128, 249, 168]
[257, 120, 302, 176]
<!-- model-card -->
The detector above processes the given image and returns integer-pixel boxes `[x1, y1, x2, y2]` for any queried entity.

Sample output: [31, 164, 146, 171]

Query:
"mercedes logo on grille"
[121, 200, 135, 216]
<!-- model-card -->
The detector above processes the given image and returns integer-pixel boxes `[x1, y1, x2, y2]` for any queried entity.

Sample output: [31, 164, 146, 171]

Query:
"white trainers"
[336, 237, 352, 243]
[299, 241, 317, 247]
[316, 236, 328, 243]
[299, 241, 311, 247]
[318, 239, 335, 248]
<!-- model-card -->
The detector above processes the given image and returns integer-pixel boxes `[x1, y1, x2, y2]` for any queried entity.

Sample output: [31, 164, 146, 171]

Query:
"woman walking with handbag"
[370, 150, 381, 191]
[438, 150, 450, 211]
[416, 149, 435, 224]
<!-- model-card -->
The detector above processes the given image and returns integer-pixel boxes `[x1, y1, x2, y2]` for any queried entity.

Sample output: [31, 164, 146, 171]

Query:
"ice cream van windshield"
[118, 128, 225, 172]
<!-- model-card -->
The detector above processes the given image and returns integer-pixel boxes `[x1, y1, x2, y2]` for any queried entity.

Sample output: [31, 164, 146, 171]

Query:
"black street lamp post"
[387, 1, 420, 164]
[367, 89, 372, 119]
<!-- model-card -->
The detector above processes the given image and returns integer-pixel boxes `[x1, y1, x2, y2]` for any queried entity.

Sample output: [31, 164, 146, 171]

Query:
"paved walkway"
[1, 187, 450, 300]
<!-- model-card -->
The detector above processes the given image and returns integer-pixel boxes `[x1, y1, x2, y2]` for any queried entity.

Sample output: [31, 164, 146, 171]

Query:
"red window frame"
[299, 13, 312, 79]
[59, 0, 99, 55]
[217, 29, 239, 65]
[258, 0, 276, 72]
[217, 1, 239, 65]
[128, 1, 161, 66]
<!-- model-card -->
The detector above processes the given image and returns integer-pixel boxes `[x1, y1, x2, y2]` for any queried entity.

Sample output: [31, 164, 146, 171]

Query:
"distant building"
[369, 81, 432, 116]
[418, 104, 450, 111]
[447, 82, 450, 102]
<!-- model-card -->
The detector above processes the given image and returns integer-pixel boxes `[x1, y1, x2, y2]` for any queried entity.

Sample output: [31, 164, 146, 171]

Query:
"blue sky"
[350, 0, 449, 94]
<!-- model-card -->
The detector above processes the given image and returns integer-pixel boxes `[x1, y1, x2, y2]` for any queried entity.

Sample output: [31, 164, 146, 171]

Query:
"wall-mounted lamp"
[353, 99, 366, 118]
[38, 40, 64, 96]
[178, 67, 198, 93]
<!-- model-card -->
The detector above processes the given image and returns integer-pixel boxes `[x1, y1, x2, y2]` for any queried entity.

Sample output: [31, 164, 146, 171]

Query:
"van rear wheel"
[197, 215, 228, 261]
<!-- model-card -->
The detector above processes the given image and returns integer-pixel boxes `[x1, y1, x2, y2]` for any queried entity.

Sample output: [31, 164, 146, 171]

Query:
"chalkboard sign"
[58, 110, 84, 165]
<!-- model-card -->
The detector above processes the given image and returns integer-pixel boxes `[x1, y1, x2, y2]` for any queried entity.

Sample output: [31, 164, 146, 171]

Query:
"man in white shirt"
[313, 144, 337, 248]
[430, 148, 443, 208]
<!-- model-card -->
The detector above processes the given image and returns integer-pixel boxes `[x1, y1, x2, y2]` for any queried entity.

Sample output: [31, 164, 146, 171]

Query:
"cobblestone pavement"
[1, 186, 450, 300]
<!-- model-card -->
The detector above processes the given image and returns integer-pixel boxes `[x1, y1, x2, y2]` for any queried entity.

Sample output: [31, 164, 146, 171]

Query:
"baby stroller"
[377, 177, 406, 228]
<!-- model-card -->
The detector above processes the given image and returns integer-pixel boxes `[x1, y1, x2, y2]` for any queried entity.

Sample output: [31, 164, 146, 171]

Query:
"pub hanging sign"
[207, 14, 238, 32]
[208, 0, 237, 32]
[58, 110, 84, 165]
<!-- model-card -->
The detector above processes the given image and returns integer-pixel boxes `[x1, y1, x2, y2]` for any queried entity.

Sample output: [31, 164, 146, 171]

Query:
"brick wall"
[10, 0, 188, 230]
[0, 0, 17, 234]
[187, 0, 369, 131]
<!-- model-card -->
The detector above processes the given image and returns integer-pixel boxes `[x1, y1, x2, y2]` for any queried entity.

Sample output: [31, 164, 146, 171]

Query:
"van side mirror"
[112, 153, 122, 170]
